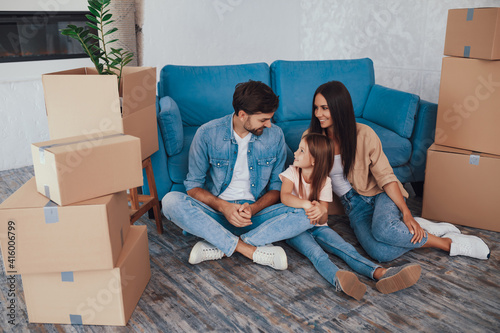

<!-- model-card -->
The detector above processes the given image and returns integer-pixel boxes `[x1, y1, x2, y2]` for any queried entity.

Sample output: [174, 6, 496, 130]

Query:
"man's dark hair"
[232, 80, 279, 115]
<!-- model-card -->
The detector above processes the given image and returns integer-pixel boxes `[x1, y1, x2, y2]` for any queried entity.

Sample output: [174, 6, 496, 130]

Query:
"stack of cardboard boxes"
[0, 67, 157, 326]
[422, 7, 500, 232]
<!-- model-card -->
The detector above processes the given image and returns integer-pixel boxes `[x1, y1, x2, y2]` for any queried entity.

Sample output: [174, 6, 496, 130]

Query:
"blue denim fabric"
[183, 114, 287, 200]
[286, 227, 381, 287]
[340, 189, 427, 262]
[162, 192, 313, 256]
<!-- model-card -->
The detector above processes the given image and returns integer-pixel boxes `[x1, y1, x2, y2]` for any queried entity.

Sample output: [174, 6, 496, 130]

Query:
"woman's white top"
[329, 155, 352, 197]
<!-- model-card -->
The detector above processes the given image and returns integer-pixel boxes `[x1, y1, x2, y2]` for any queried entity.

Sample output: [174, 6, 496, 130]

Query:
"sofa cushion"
[363, 85, 419, 139]
[356, 119, 412, 167]
[275, 120, 310, 153]
[158, 63, 270, 127]
[158, 96, 183, 156]
[167, 126, 198, 184]
[271, 59, 375, 123]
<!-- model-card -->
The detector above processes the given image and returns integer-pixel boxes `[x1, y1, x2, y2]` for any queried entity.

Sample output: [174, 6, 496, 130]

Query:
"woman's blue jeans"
[286, 226, 381, 287]
[339, 189, 427, 263]
[162, 191, 314, 256]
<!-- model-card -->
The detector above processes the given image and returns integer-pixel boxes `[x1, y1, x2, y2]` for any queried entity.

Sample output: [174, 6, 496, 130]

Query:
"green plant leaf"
[85, 14, 98, 23]
[88, 33, 101, 41]
[103, 19, 115, 26]
[88, 6, 100, 17]
[102, 13, 112, 21]
[85, 22, 99, 30]
[80, 29, 90, 37]
[104, 27, 118, 36]
[107, 39, 118, 44]
[68, 24, 78, 30]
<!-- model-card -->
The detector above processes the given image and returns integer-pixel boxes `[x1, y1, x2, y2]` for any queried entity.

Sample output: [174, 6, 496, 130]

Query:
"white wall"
[1, 0, 499, 171]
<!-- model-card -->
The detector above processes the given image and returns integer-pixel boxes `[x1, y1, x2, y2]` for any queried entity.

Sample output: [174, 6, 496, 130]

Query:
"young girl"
[308, 80, 490, 263]
[281, 133, 421, 300]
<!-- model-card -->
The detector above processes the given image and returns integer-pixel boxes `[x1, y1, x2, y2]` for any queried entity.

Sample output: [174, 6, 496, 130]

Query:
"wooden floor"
[1, 166, 499, 333]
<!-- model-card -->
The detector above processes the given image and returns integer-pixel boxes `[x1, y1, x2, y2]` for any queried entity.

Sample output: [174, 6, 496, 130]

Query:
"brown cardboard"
[444, 7, 500, 60]
[0, 178, 130, 274]
[435, 57, 500, 155]
[422, 144, 500, 232]
[42, 66, 158, 160]
[31, 131, 142, 205]
[22, 225, 151, 326]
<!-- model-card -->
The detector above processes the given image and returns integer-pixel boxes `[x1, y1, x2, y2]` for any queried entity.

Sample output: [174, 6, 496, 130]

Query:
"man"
[162, 80, 312, 270]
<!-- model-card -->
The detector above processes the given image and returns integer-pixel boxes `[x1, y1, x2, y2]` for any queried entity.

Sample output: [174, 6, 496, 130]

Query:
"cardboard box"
[31, 131, 142, 205]
[0, 178, 130, 274]
[22, 225, 150, 326]
[444, 7, 500, 60]
[422, 144, 500, 232]
[42, 66, 158, 160]
[435, 57, 500, 155]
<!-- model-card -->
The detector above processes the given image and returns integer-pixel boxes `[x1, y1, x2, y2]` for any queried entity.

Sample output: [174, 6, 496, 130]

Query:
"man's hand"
[220, 201, 252, 227]
[238, 202, 253, 219]
[305, 201, 326, 225]
[403, 213, 426, 244]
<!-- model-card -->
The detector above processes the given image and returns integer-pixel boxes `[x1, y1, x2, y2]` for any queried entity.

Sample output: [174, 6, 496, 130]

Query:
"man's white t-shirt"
[218, 131, 255, 201]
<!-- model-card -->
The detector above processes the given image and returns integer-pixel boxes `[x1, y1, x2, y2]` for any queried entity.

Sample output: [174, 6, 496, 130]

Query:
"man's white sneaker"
[444, 233, 490, 260]
[253, 246, 288, 270]
[188, 241, 224, 264]
[414, 217, 461, 237]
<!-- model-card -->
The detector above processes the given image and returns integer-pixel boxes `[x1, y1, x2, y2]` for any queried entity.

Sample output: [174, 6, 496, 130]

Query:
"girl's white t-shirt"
[279, 165, 333, 202]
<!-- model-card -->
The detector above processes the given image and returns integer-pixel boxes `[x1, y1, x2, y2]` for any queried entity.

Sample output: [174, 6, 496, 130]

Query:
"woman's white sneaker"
[414, 217, 461, 237]
[444, 233, 490, 260]
[189, 241, 224, 264]
[253, 246, 288, 270]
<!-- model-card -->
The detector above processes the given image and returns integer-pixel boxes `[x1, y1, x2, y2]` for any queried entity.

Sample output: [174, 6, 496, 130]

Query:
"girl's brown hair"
[298, 133, 335, 202]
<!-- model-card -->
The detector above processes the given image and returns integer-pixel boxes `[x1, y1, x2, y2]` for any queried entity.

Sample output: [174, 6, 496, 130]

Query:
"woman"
[306, 81, 489, 262]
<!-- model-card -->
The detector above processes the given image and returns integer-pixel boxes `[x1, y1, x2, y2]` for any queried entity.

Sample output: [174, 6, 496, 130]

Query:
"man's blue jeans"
[286, 226, 381, 288]
[339, 189, 427, 262]
[162, 191, 314, 256]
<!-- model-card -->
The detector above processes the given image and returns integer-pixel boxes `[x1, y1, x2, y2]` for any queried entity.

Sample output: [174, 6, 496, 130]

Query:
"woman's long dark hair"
[298, 133, 335, 202]
[308, 81, 357, 179]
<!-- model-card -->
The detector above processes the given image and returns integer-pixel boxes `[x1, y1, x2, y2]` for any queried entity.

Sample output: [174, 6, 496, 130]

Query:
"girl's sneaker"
[335, 270, 367, 301]
[375, 263, 421, 294]
[444, 233, 490, 260]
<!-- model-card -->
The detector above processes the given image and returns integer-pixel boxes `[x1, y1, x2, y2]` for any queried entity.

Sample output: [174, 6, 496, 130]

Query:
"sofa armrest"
[408, 100, 438, 182]
[142, 96, 173, 200]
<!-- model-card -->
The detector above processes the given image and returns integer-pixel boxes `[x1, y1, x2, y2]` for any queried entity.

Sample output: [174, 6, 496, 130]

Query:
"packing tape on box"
[44, 201, 59, 223]
[38, 133, 124, 161]
[44, 185, 51, 200]
[69, 314, 83, 325]
[469, 154, 480, 165]
[464, 46, 471, 58]
[466, 8, 474, 21]
[61, 271, 74, 282]
[39, 148, 45, 164]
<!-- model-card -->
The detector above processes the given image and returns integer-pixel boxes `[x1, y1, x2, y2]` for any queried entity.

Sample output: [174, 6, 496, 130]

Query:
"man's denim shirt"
[184, 114, 287, 200]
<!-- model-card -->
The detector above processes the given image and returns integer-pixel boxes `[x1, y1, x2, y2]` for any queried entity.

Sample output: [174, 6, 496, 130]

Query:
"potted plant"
[41, 0, 158, 160]
[60, 0, 133, 89]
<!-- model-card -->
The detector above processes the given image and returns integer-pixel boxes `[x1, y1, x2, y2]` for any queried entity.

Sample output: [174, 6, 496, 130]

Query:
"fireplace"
[0, 11, 96, 63]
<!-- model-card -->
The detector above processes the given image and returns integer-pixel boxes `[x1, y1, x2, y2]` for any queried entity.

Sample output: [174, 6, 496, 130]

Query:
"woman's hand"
[305, 201, 327, 225]
[403, 213, 426, 244]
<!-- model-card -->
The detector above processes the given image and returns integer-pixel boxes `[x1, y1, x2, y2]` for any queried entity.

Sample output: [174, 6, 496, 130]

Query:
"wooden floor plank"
[0, 166, 499, 332]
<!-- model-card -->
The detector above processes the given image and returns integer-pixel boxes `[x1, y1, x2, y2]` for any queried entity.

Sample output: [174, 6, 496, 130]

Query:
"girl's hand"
[403, 213, 426, 244]
[305, 201, 326, 225]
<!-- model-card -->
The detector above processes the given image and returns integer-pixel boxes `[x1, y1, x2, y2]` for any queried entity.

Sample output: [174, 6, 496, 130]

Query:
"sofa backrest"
[158, 63, 271, 127]
[271, 58, 375, 123]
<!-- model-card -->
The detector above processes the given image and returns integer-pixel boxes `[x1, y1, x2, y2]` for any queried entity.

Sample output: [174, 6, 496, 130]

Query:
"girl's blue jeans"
[339, 188, 427, 263]
[286, 226, 381, 288]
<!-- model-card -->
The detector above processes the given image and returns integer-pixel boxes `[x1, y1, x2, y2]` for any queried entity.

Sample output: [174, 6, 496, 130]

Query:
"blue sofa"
[144, 59, 437, 203]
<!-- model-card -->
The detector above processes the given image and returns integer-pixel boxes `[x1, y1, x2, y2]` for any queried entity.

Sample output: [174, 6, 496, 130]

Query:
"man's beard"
[244, 121, 265, 136]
